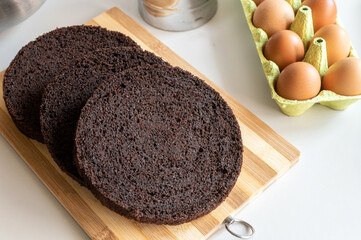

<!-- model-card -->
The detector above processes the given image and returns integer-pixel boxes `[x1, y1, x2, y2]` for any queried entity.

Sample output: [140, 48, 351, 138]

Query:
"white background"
[1, 0, 360, 239]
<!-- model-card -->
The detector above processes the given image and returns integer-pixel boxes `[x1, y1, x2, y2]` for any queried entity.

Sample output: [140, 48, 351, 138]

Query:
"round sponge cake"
[74, 65, 243, 224]
[3, 25, 139, 142]
[40, 47, 168, 183]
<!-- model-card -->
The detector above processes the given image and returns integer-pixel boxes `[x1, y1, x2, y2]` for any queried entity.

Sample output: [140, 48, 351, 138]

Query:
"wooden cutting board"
[0, 7, 299, 240]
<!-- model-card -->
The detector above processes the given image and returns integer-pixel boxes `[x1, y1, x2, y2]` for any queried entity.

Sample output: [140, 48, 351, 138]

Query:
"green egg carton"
[240, 0, 360, 116]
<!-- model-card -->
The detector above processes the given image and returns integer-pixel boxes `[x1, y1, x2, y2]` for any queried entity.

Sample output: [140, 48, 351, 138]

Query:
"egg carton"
[240, 0, 360, 116]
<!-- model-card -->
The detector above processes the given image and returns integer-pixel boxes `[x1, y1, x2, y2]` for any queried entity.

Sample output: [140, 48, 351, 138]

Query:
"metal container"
[0, 0, 45, 31]
[138, 0, 218, 31]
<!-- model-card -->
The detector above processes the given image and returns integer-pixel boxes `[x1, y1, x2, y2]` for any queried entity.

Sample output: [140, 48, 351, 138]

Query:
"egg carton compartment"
[240, 0, 360, 116]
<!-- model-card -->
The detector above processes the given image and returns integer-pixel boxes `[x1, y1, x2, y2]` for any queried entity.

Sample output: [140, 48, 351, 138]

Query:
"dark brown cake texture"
[40, 47, 169, 183]
[74, 65, 243, 225]
[3, 25, 139, 142]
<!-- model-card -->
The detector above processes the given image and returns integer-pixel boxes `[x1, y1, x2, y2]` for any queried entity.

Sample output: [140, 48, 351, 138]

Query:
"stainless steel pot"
[138, 0, 218, 31]
[0, 0, 45, 31]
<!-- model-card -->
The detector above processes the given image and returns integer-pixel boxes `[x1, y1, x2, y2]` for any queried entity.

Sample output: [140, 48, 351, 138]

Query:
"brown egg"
[311, 24, 350, 67]
[301, 0, 337, 31]
[253, 0, 294, 37]
[264, 30, 304, 70]
[277, 62, 321, 100]
[322, 57, 361, 96]
[253, 0, 265, 6]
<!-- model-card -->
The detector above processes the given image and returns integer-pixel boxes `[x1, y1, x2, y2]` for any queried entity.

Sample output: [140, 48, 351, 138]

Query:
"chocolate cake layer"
[3, 25, 139, 142]
[40, 47, 168, 183]
[74, 65, 243, 224]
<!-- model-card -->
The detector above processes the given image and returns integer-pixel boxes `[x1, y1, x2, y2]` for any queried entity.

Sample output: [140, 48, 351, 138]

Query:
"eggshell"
[241, 0, 361, 116]
[264, 30, 304, 70]
[301, 0, 337, 31]
[311, 24, 351, 67]
[252, 0, 294, 37]
[322, 57, 361, 96]
[276, 62, 321, 100]
[252, 0, 263, 5]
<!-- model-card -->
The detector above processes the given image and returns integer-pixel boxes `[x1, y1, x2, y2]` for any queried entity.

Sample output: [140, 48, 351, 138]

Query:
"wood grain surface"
[0, 7, 300, 240]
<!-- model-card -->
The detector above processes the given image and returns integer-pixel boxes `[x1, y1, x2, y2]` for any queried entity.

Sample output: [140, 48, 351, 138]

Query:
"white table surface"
[1, 0, 360, 239]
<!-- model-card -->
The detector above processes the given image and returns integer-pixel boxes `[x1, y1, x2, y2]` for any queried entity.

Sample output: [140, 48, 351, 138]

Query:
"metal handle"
[223, 216, 255, 239]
